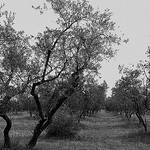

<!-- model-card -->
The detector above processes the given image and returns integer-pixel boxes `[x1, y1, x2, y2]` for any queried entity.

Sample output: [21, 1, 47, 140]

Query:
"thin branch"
[16, 73, 25, 83]
[31, 82, 45, 120]
[144, 88, 150, 110]
[42, 50, 51, 81]
[5, 69, 13, 87]
[143, 67, 149, 80]
[42, 19, 80, 81]
[42, 60, 67, 83]
[30, 60, 67, 120]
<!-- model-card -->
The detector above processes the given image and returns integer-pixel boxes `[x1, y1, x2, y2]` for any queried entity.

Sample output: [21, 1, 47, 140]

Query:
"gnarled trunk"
[27, 94, 69, 149]
[27, 119, 47, 149]
[0, 113, 12, 149]
[27, 60, 82, 149]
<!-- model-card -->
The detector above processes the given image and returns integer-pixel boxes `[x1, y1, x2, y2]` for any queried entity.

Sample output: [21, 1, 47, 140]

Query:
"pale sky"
[1, 0, 150, 95]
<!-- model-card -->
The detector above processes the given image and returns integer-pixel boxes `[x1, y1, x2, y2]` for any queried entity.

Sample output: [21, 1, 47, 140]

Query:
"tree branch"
[5, 69, 13, 87]
[42, 19, 79, 81]
[42, 60, 67, 83]
[31, 82, 45, 120]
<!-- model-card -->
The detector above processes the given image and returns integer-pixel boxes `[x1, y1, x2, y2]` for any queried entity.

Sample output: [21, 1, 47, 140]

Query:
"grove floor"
[36, 111, 150, 150]
[1, 111, 150, 150]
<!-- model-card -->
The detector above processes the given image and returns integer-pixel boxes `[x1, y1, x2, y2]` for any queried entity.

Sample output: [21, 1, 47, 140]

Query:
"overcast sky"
[1, 0, 150, 95]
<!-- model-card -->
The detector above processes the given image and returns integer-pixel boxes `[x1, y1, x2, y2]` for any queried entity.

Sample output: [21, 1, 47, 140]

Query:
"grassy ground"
[1, 111, 150, 149]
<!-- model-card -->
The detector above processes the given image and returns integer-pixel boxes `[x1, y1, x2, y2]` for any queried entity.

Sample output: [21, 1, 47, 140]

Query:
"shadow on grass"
[11, 116, 39, 121]
[111, 116, 150, 145]
[107, 122, 143, 130]
[117, 130, 150, 144]
[0, 137, 40, 150]
[41, 122, 88, 142]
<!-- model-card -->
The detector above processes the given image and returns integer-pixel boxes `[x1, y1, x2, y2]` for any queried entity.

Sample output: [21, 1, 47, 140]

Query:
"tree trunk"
[78, 110, 86, 123]
[136, 113, 147, 132]
[27, 94, 69, 149]
[29, 109, 32, 117]
[27, 65, 82, 149]
[27, 119, 47, 149]
[125, 113, 131, 122]
[27, 130, 42, 149]
[129, 112, 133, 118]
[134, 99, 147, 132]
[0, 113, 12, 149]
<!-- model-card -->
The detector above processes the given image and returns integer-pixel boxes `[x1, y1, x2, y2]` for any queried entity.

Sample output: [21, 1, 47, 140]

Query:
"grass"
[1, 111, 150, 149]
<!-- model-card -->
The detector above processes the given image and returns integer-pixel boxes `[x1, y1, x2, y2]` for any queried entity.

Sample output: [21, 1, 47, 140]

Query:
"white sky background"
[1, 0, 150, 95]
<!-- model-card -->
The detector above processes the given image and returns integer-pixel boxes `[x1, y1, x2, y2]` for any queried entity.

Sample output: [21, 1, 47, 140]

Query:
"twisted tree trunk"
[27, 60, 83, 149]
[27, 94, 70, 149]
[27, 119, 47, 148]
[0, 113, 12, 149]
[0, 96, 12, 149]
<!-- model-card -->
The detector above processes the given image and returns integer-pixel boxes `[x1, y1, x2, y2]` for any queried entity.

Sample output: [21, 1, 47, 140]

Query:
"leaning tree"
[26, 0, 121, 148]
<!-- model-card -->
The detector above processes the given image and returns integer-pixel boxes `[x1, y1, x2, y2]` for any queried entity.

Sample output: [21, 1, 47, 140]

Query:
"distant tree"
[109, 69, 147, 131]
[137, 47, 150, 111]
[84, 82, 107, 114]
[65, 80, 107, 123]
[18, 94, 37, 117]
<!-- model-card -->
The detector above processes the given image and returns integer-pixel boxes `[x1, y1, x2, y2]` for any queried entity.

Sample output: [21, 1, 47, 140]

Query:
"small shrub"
[45, 110, 79, 139]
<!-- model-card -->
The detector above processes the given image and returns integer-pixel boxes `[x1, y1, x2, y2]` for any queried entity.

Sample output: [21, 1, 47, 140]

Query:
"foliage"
[27, 0, 121, 147]
[64, 80, 107, 120]
[106, 68, 148, 131]
[0, 12, 40, 99]
[0, 0, 121, 148]
[137, 47, 150, 111]
[45, 109, 78, 139]
[0, 8, 41, 149]
[107, 69, 144, 113]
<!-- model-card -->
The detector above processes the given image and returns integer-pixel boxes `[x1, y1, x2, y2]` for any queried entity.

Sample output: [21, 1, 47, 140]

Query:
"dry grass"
[1, 111, 150, 149]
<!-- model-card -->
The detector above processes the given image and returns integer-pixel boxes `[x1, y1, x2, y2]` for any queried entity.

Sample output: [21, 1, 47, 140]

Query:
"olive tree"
[65, 80, 107, 123]
[26, 0, 121, 148]
[0, 10, 41, 148]
[110, 69, 147, 131]
[138, 48, 150, 111]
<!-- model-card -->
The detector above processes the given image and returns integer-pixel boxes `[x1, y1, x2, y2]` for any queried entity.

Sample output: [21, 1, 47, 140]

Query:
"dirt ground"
[1, 111, 150, 150]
